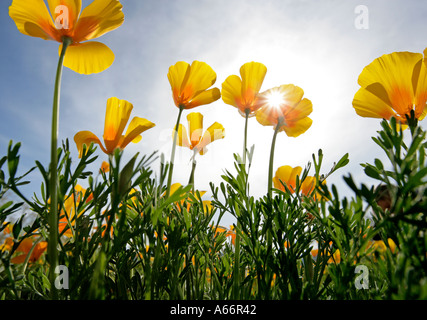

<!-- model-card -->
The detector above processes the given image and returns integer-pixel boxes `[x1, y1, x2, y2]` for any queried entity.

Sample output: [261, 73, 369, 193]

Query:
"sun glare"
[266, 90, 285, 108]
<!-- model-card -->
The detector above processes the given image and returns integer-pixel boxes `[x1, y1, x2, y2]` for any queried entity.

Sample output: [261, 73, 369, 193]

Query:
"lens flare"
[266, 89, 285, 108]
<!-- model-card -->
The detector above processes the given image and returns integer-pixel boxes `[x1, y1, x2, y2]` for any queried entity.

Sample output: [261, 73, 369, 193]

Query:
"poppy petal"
[9, 0, 58, 40]
[273, 165, 302, 192]
[281, 117, 313, 137]
[221, 74, 242, 108]
[186, 61, 218, 95]
[240, 61, 267, 99]
[73, 0, 124, 42]
[187, 112, 204, 146]
[174, 124, 191, 148]
[353, 87, 396, 119]
[358, 51, 421, 115]
[74, 130, 106, 157]
[60, 41, 115, 74]
[103, 97, 133, 153]
[196, 122, 225, 154]
[120, 117, 156, 149]
[186, 88, 221, 109]
[47, 0, 81, 31]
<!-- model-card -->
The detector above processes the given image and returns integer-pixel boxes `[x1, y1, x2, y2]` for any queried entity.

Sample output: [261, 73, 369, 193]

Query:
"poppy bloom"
[256, 84, 313, 137]
[273, 165, 318, 196]
[353, 51, 427, 126]
[74, 97, 155, 157]
[175, 112, 225, 155]
[100, 160, 110, 173]
[11, 238, 48, 264]
[58, 185, 92, 237]
[221, 62, 267, 117]
[167, 61, 221, 110]
[167, 183, 212, 214]
[9, 0, 124, 74]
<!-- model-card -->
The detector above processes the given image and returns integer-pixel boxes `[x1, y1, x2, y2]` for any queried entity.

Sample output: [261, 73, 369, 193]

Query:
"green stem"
[266, 119, 282, 269]
[48, 37, 71, 300]
[188, 151, 197, 190]
[233, 109, 249, 300]
[268, 119, 282, 197]
[242, 109, 249, 165]
[166, 106, 184, 198]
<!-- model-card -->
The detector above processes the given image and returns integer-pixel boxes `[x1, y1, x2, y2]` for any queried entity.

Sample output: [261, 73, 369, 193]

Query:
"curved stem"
[166, 106, 184, 198]
[49, 37, 72, 300]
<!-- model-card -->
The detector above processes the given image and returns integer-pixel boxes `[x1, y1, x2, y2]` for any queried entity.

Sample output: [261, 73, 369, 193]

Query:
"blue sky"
[1, 0, 427, 227]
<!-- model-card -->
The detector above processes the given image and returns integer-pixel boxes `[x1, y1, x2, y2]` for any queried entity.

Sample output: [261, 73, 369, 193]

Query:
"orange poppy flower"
[9, 0, 124, 74]
[256, 84, 313, 137]
[168, 61, 221, 110]
[100, 160, 110, 173]
[353, 50, 427, 126]
[221, 62, 267, 117]
[74, 97, 155, 157]
[10, 238, 48, 264]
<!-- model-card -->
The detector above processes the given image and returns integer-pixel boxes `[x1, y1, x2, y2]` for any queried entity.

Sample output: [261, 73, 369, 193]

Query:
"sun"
[265, 89, 285, 109]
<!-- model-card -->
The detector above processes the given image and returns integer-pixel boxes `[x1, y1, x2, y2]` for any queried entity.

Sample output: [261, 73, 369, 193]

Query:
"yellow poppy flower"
[273, 165, 317, 196]
[0, 237, 14, 253]
[74, 97, 155, 157]
[353, 51, 427, 125]
[167, 61, 221, 109]
[58, 185, 91, 237]
[256, 84, 313, 137]
[167, 182, 212, 213]
[221, 62, 267, 117]
[100, 160, 110, 173]
[175, 112, 225, 155]
[9, 0, 124, 74]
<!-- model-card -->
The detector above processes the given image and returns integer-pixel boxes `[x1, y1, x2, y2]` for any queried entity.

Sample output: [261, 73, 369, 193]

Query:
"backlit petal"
[73, 0, 124, 42]
[281, 117, 313, 137]
[256, 84, 311, 131]
[273, 165, 302, 192]
[103, 97, 133, 153]
[74, 130, 106, 157]
[60, 41, 115, 74]
[240, 61, 267, 99]
[186, 88, 221, 109]
[187, 113, 204, 147]
[186, 61, 218, 96]
[196, 122, 225, 154]
[174, 124, 191, 148]
[284, 98, 313, 122]
[120, 117, 156, 149]
[353, 87, 396, 119]
[9, 0, 58, 40]
[47, 0, 81, 31]
[414, 54, 427, 120]
[358, 51, 421, 115]
[221, 74, 242, 108]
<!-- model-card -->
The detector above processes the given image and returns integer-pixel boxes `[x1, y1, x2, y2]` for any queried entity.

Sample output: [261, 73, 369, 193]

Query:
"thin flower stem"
[188, 150, 197, 189]
[242, 109, 250, 165]
[233, 109, 249, 299]
[49, 37, 72, 300]
[166, 106, 184, 198]
[268, 119, 283, 197]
